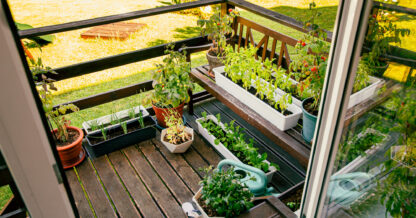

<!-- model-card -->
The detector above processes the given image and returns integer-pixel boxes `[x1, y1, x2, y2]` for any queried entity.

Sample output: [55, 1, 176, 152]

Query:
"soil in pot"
[197, 195, 220, 217]
[224, 73, 293, 116]
[88, 119, 154, 144]
[153, 102, 184, 128]
[303, 100, 318, 116]
[54, 129, 80, 147]
[281, 187, 303, 212]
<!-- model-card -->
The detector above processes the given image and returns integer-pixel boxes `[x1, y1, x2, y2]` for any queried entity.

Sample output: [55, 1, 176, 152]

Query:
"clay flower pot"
[54, 126, 85, 170]
[152, 102, 185, 128]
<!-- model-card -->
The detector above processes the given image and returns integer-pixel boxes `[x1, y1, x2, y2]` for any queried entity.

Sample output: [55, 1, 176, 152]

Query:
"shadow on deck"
[66, 99, 306, 217]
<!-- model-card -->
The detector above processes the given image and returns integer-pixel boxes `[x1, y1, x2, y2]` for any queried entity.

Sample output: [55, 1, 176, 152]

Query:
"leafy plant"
[128, 108, 136, 120]
[197, 8, 238, 57]
[46, 104, 79, 142]
[146, 44, 193, 108]
[100, 125, 108, 141]
[199, 112, 279, 173]
[198, 166, 253, 217]
[164, 110, 191, 144]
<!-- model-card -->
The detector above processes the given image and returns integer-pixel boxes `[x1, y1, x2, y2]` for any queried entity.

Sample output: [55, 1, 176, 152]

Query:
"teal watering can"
[217, 159, 279, 197]
[327, 172, 371, 206]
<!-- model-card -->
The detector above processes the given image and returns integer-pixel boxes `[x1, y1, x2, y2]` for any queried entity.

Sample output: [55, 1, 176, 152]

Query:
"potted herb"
[160, 110, 194, 153]
[28, 48, 85, 169]
[193, 166, 254, 218]
[85, 108, 156, 157]
[82, 106, 149, 135]
[196, 112, 278, 182]
[147, 45, 193, 127]
[215, 45, 302, 131]
[197, 8, 238, 74]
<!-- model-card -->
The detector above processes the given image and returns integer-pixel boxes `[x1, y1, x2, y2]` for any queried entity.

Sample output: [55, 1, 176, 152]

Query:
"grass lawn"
[0, 186, 12, 211]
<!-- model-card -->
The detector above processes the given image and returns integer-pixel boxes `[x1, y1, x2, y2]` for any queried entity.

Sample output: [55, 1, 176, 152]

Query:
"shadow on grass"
[146, 26, 201, 47]
[269, 5, 338, 31]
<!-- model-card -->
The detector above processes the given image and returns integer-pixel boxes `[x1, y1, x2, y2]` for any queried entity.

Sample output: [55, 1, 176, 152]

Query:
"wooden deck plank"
[107, 151, 164, 218]
[76, 160, 117, 218]
[151, 138, 201, 193]
[66, 169, 95, 218]
[123, 145, 185, 218]
[139, 140, 194, 203]
[191, 133, 222, 166]
[92, 156, 142, 218]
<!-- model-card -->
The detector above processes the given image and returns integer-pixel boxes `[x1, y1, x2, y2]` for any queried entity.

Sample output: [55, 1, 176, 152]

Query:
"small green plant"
[89, 120, 100, 131]
[138, 110, 145, 129]
[199, 112, 279, 173]
[197, 8, 238, 57]
[146, 44, 194, 108]
[120, 121, 128, 134]
[198, 166, 253, 217]
[287, 201, 299, 210]
[110, 113, 119, 126]
[164, 110, 191, 144]
[128, 108, 136, 119]
[100, 125, 108, 141]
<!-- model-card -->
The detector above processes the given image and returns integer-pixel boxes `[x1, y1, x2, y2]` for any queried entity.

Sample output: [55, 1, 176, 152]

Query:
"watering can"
[327, 172, 371, 206]
[217, 159, 279, 197]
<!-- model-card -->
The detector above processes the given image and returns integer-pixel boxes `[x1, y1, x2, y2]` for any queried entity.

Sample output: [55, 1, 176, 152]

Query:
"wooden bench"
[182, 16, 311, 168]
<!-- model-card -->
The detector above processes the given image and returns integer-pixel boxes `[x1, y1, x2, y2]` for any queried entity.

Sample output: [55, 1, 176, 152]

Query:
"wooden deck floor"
[66, 99, 306, 217]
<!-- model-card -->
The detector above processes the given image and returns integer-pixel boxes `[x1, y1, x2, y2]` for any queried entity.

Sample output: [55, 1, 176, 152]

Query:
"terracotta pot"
[54, 126, 85, 170]
[152, 102, 185, 128]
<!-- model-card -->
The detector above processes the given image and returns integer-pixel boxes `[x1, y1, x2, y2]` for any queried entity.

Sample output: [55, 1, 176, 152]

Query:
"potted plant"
[196, 112, 278, 182]
[193, 166, 254, 218]
[82, 106, 149, 135]
[28, 47, 85, 169]
[160, 110, 194, 153]
[148, 44, 194, 127]
[215, 45, 302, 131]
[197, 8, 238, 74]
[85, 109, 156, 157]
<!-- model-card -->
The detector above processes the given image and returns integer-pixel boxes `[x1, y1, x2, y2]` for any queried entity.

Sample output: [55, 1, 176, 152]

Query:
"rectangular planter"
[82, 105, 149, 135]
[334, 128, 390, 175]
[214, 67, 302, 131]
[84, 116, 156, 158]
[348, 76, 382, 108]
[196, 115, 277, 183]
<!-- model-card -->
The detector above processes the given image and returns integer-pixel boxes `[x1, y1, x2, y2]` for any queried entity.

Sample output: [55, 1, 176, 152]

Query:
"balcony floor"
[66, 99, 306, 217]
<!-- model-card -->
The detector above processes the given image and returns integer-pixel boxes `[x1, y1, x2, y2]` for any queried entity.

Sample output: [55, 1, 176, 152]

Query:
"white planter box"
[82, 106, 149, 135]
[214, 67, 302, 131]
[160, 127, 194, 153]
[196, 115, 277, 183]
[334, 129, 390, 175]
[193, 188, 224, 218]
[348, 76, 382, 109]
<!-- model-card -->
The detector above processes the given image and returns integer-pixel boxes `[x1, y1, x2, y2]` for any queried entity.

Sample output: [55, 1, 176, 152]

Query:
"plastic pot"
[152, 102, 185, 128]
[301, 98, 317, 143]
[54, 126, 85, 170]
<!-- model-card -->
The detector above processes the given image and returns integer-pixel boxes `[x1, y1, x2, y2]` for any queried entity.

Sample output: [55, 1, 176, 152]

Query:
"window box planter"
[82, 105, 149, 135]
[160, 127, 194, 153]
[84, 116, 156, 157]
[348, 76, 382, 108]
[196, 114, 277, 183]
[214, 67, 302, 131]
[335, 128, 390, 175]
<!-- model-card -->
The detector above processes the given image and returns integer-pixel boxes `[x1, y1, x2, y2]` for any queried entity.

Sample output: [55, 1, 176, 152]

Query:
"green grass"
[0, 185, 13, 211]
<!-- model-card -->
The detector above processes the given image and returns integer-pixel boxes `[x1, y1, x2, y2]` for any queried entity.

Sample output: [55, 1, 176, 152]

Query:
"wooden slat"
[65, 169, 95, 218]
[267, 197, 297, 218]
[261, 35, 269, 61]
[92, 156, 141, 217]
[270, 38, 277, 60]
[107, 151, 163, 218]
[182, 146, 210, 178]
[139, 140, 194, 203]
[76, 160, 117, 218]
[190, 69, 310, 167]
[373, 1, 416, 15]
[245, 27, 250, 47]
[123, 145, 185, 218]
[229, 0, 332, 41]
[191, 133, 222, 166]
[43, 36, 209, 82]
[151, 138, 201, 193]
[238, 24, 244, 50]
[278, 42, 285, 67]
[18, 0, 225, 38]
[283, 43, 291, 69]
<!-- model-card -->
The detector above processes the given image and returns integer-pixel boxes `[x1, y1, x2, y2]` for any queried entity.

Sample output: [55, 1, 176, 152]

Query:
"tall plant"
[150, 44, 193, 108]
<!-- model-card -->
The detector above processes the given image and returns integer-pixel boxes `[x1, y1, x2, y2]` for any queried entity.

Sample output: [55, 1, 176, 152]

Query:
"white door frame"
[300, 0, 373, 217]
[0, 2, 76, 217]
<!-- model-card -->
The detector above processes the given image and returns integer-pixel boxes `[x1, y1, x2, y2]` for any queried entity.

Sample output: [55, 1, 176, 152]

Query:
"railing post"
[188, 89, 194, 115]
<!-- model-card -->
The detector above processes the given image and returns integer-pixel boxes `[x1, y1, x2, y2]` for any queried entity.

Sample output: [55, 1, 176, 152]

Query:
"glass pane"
[323, 2, 415, 217]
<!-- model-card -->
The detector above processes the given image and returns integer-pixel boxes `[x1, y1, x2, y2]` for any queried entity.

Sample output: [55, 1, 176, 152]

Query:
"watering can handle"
[217, 159, 266, 186]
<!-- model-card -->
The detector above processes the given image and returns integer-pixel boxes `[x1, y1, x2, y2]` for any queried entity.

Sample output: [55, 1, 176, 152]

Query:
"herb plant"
[120, 121, 128, 134]
[138, 110, 145, 129]
[199, 112, 279, 173]
[100, 125, 108, 141]
[198, 166, 253, 217]
[148, 44, 194, 108]
[164, 110, 191, 144]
